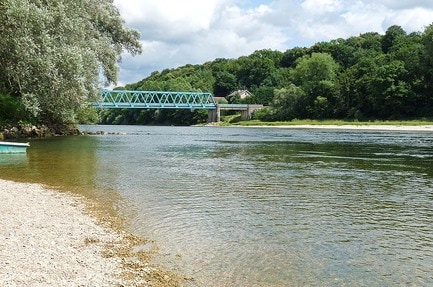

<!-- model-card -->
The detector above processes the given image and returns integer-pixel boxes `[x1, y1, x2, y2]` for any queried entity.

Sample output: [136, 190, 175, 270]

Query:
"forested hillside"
[103, 24, 433, 125]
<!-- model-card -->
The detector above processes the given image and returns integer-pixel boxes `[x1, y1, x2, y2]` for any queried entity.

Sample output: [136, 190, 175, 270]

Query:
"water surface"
[1, 126, 432, 286]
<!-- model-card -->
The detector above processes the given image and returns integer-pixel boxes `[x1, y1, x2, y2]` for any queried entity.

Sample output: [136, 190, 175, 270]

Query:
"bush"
[252, 107, 275, 121]
[0, 93, 27, 123]
[76, 106, 100, 124]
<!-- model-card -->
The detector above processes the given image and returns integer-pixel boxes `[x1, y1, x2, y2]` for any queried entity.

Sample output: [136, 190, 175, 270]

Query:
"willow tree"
[0, 0, 141, 124]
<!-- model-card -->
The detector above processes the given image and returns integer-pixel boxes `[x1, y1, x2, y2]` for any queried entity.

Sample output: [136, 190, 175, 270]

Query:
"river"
[1, 125, 433, 286]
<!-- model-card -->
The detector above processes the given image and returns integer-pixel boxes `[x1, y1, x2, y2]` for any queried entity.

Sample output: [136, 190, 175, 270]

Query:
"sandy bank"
[0, 179, 159, 287]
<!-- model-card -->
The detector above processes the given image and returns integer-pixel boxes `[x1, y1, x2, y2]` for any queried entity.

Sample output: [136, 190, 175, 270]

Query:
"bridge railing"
[94, 90, 217, 109]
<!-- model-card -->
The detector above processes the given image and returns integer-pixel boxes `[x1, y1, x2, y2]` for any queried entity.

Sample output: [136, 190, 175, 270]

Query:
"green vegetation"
[0, 93, 28, 125]
[103, 24, 433, 125]
[0, 0, 141, 127]
[235, 119, 433, 127]
[1, 4, 433, 129]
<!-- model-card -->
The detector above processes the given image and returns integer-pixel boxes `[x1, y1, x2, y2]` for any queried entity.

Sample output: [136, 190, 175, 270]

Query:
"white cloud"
[380, 0, 433, 10]
[112, 0, 433, 85]
[383, 7, 433, 32]
[115, 0, 219, 28]
[216, 5, 280, 44]
[341, 2, 387, 34]
[301, 0, 343, 16]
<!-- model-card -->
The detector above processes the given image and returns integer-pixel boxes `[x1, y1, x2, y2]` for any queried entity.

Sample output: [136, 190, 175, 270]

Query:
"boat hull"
[0, 141, 30, 154]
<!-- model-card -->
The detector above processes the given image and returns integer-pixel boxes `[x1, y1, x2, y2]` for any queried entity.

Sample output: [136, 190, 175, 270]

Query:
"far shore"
[238, 124, 433, 131]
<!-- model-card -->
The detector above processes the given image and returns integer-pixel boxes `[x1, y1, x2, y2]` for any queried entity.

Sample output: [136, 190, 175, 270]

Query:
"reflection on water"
[0, 153, 28, 167]
[0, 136, 98, 187]
[0, 136, 124, 215]
[2, 126, 433, 286]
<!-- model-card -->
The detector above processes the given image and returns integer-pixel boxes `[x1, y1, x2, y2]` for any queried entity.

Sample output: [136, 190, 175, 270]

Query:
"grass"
[220, 113, 242, 124]
[233, 119, 433, 127]
[213, 110, 433, 127]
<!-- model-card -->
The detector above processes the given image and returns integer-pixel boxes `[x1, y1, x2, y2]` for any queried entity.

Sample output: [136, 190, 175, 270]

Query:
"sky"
[112, 0, 433, 86]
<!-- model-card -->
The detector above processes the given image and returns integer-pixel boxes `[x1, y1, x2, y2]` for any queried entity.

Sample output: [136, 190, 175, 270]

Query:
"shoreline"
[0, 178, 184, 287]
[236, 124, 433, 131]
[0, 179, 125, 286]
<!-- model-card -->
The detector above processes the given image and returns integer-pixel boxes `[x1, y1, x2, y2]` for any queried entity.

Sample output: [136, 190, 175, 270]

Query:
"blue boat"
[0, 141, 30, 153]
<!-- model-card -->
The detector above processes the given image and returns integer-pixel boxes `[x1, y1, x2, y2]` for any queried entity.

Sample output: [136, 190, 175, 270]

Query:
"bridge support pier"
[207, 105, 221, 123]
[244, 105, 263, 120]
[208, 104, 263, 123]
[241, 110, 249, 121]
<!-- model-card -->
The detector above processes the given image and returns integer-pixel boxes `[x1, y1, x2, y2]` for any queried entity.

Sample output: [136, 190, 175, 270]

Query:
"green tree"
[421, 23, 433, 114]
[291, 53, 341, 118]
[261, 67, 292, 88]
[0, 93, 27, 123]
[382, 25, 406, 54]
[213, 71, 238, 96]
[281, 47, 307, 68]
[321, 38, 357, 69]
[368, 59, 413, 118]
[345, 32, 383, 65]
[272, 85, 305, 120]
[342, 53, 415, 119]
[342, 56, 379, 118]
[235, 53, 276, 89]
[246, 86, 274, 105]
[292, 53, 339, 88]
[0, 0, 141, 125]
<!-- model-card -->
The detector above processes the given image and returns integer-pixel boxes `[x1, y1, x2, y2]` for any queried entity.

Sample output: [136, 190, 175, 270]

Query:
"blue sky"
[112, 0, 433, 86]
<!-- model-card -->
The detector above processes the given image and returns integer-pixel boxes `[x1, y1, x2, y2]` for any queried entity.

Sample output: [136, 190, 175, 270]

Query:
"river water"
[1, 125, 433, 286]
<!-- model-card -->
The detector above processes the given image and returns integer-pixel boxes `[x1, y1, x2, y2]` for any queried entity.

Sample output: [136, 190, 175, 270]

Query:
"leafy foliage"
[101, 23, 433, 124]
[0, 93, 28, 124]
[0, 0, 141, 124]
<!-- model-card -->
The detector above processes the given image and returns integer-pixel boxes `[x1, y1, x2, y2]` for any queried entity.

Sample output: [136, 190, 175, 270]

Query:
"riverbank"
[220, 119, 432, 131]
[229, 119, 431, 130]
[0, 123, 80, 140]
[0, 179, 184, 287]
[244, 124, 433, 131]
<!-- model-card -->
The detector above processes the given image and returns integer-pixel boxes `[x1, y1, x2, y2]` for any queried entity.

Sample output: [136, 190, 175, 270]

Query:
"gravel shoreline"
[0, 179, 185, 287]
[0, 179, 127, 286]
[0, 179, 180, 287]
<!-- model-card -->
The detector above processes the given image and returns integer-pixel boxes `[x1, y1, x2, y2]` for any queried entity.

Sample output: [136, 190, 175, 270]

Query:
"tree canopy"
[109, 23, 432, 125]
[0, 0, 141, 124]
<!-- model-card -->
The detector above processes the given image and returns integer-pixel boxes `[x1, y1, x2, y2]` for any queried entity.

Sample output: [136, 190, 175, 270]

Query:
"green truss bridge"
[94, 90, 263, 122]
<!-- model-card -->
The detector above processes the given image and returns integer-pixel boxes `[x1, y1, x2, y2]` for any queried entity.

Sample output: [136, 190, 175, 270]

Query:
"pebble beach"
[0, 178, 189, 287]
[0, 179, 128, 286]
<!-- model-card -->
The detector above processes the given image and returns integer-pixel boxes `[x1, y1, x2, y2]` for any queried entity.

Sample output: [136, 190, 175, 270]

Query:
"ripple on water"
[5, 125, 432, 287]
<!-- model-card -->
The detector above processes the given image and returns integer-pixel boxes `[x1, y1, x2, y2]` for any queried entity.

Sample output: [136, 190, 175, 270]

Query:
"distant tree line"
[103, 24, 433, 125]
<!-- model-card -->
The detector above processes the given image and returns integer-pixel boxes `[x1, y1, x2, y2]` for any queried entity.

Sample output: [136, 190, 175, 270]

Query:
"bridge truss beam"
[94, 90, 217, 109]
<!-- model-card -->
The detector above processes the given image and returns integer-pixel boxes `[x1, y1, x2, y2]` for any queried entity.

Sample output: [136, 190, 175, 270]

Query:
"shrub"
[0, 93, 27, 123]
